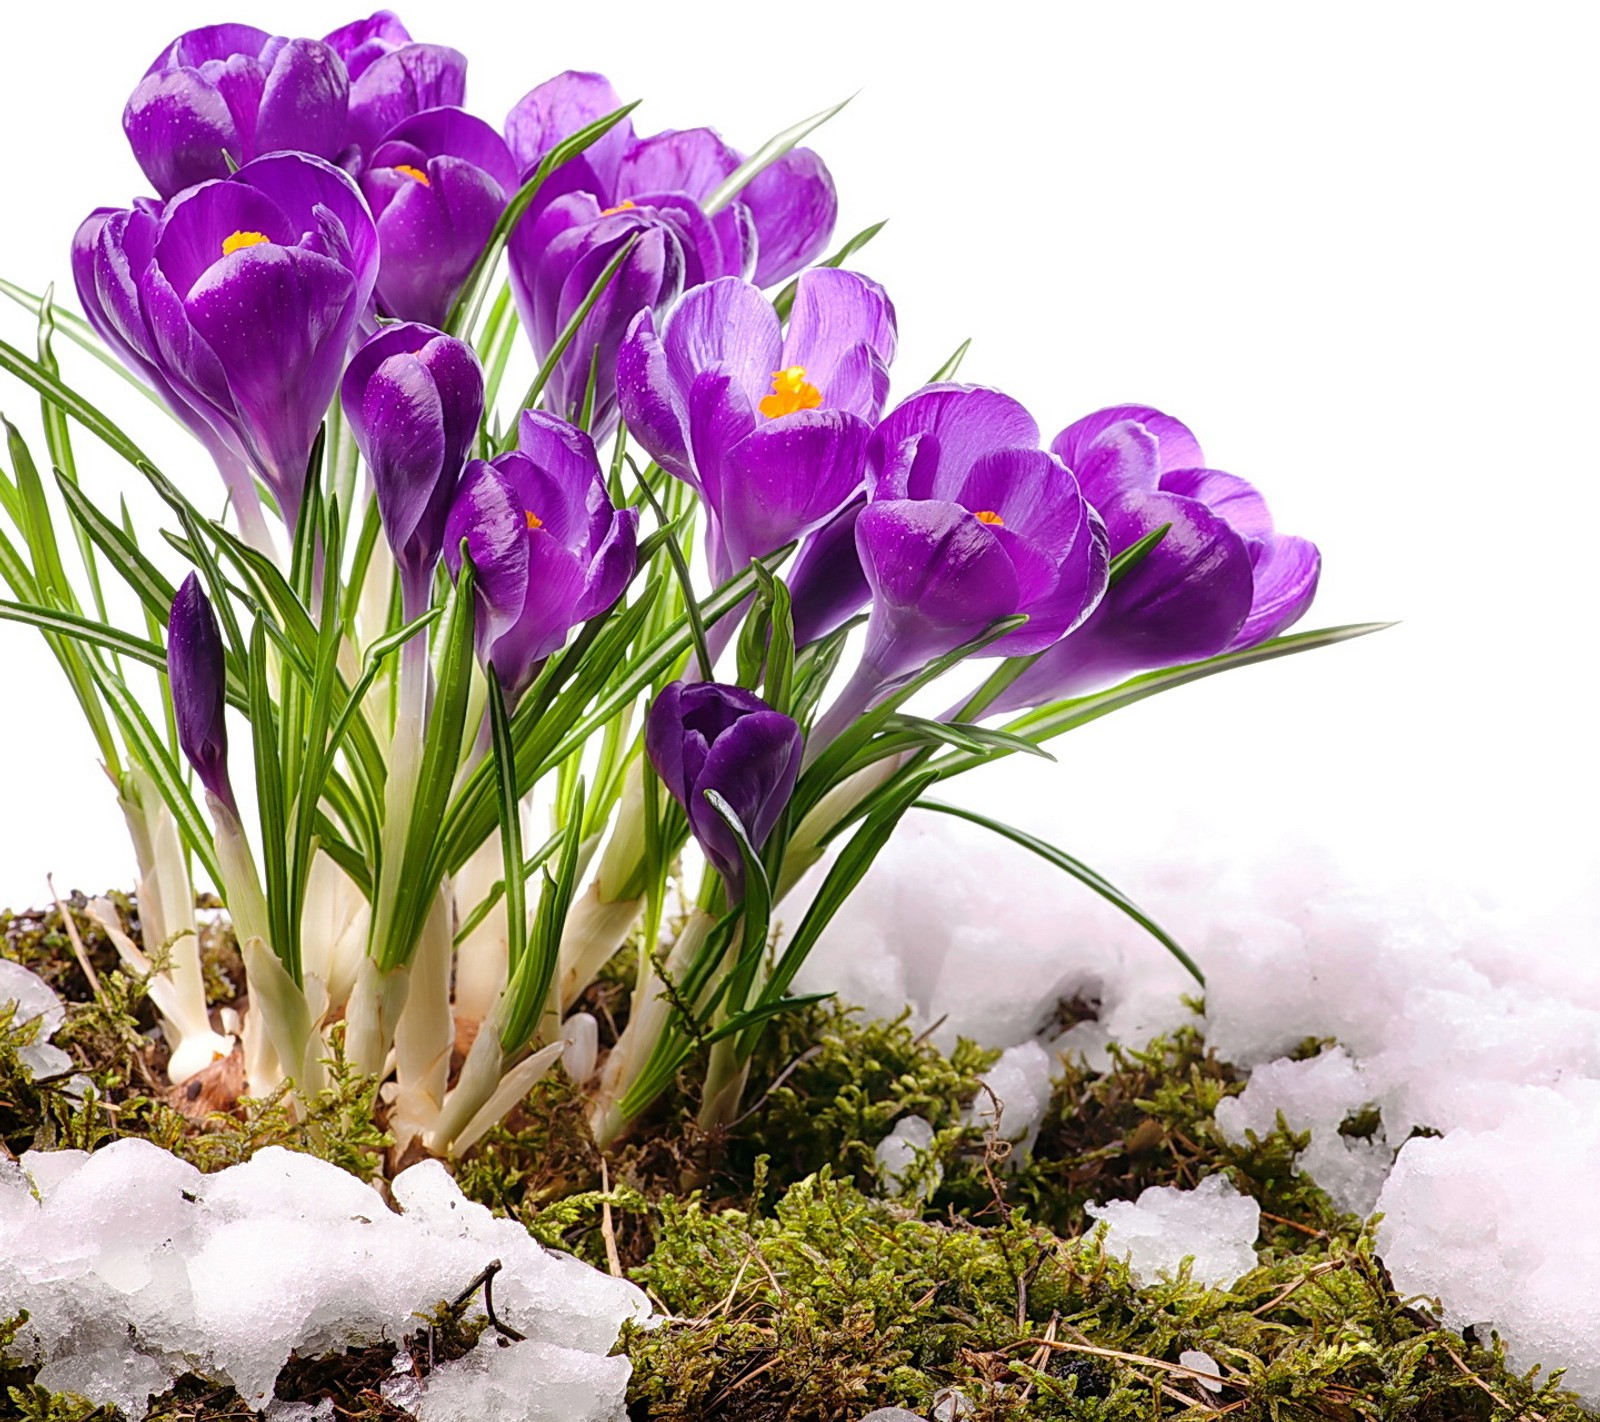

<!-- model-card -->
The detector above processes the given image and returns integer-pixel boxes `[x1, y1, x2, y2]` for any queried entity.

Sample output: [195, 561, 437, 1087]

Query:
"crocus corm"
[645, 681, 803, 898]
[168, 574, 234, 813]
[617, 271, 896, 581]
[123, 24, 348, 199]
[442, 410, 639, 699]
[989, 404, 1322, 710]
[340, 324, 484, 609]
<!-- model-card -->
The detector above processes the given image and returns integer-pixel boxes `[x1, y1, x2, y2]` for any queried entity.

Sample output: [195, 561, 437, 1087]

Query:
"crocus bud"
[341, 323, 484, 606]
[990, 405, 1321, 712]
[617, 270, 895, 581]
[123, 25, 349, 199]
[168, 574, 233, 813]
[645, 681, 803, 898]
[443, 410, 639, 699]
[359, 108, 519, 326]
[323, 11, 467, 161]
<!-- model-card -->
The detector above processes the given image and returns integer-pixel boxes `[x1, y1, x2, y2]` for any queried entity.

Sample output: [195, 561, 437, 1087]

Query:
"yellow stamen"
[600, 198, 636, 216]
[974, 509, 1005, 526]
[525, 509, 543, 530]
[221, 230, 270, 257]
[758, 365, 823, 419]
[393, 163, 431, 186]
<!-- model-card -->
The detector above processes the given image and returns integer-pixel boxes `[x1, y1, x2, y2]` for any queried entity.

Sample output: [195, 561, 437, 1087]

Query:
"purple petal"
[787, 494, 871, 648]
[323, 11, 411, 78]
[123, 69, 242, 197]
[616, 311, 691, 481]
[444, 460, 530, 652]
[347, 43, 467, 158]
[368, 158, 506, 325]
[689, 708, 803, 874]
[1068, 420, 1163, 508]
[505, 70, 633, 193]
[147, 24, 272, 70]
[617, 127, 741, 200]
[573, 506, 639, 622]
[1233, 534, 1320, 650]
[741, 147, 837, 287]
[780, 268, 897, 419]
[867, 384, 1040, 499]
[686, 369, 758, 521]
[856, 498, 1022, 680]
[661, 277, 782, 409]
[373, 105, 519, 190]
[253, 39, 348, 161]
[1158, 466, 1275, 541]
[1052, 404, 1204, 477]
[716, 408, 869, 568]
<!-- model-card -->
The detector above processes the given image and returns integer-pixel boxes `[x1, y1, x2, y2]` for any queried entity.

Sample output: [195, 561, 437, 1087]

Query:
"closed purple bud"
[168, 574, 233, 813]
[123, 25, 349, 199]
[341, 323, 483, 602]
[442, 410, 639, 699]
[990, 406, 1322, 712]
[645, 681, 803, 897]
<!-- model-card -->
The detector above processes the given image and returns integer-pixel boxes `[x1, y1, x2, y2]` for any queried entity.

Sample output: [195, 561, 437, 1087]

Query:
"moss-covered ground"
[1, 896, 1587, 1421]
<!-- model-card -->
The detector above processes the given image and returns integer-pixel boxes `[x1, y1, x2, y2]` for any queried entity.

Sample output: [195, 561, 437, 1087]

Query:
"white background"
[0, 3, 1594, 918]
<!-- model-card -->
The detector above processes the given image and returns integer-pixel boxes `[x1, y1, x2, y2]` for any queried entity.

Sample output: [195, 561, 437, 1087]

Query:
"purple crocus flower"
[989, 405, 1322, 711]
[807, 385, 1108, 752]
[786, 494, 870, 648]
[323, 11, 467, 162]
[645, 681, 803, 897]
[501, 71, 838, 434]
[617, 271, 896, 581]
[123, 152, 378, 528]
[341, 324, 483, 610]
[168, 573, 234, 814]
[123, 25, 348, 200]
[359, 107, 518, 326]
[442, 410, 639, 699]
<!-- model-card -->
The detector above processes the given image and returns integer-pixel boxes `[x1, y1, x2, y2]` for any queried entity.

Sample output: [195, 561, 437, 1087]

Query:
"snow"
[0, 957, 74, 1081]
[1087, 1175, 1260, 1289]
[795, 814, 1600, 1404]
[1179, 1348, 1224, 1393]
[874, 1114, 939, 1199]
[965, 1040, 1054, 1159]
[0, 1142, 650, 1419]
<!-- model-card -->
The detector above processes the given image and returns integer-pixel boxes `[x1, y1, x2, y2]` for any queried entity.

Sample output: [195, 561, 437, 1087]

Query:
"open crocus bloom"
[617, 271, 896, 580]
[990, 404, 1322, 712]
[123, 24, 348, 199]
[92, 153, 378, 530]
[359, 106, 518, 326]
[443, 410, 639, 700]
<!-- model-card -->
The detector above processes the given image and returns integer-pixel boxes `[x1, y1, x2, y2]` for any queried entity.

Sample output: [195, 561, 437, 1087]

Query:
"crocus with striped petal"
[808, 384, 1107, 751]
[358, 107, 518, 326]
[323, 11, 467, 162]
[989, 405, 1321, 711]
[133, 152, 379, 528]
[124, 24, 348, 199]
[168, 574, 234, 814]
[341, 324, 483, 611]
[646, 681, 803, 898]
[442, 410, 639, 699]
[617, 271, 896, 581]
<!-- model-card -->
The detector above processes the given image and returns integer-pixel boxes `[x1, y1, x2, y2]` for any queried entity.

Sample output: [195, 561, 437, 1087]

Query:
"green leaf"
[501, 778, 586, 1054]
[247, 619, 294, 980]
[928, 338, 972, 383]
[703, 95, 853, 214]
[915, 798, 1202, 985]
[0, 599, 168, 672]
[486, 667, 528, 983]
[630, 457, 710, 676]
[0, 277, 172, 414]
[701, 788, 773, 1018]
[1108, 522, 1170, 587]
[55, 470, 176, 622]
[879, 713, 1054, 761]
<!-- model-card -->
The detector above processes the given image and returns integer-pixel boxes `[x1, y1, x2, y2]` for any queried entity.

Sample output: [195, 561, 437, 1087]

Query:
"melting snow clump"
[0, 1142, 650, 1420]
[1087, 1175, 1260, 1289]
[0, 958, 75, 1082]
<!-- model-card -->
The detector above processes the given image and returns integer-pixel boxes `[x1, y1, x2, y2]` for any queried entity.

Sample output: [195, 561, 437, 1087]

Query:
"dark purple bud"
[990, 406, 1322, 712]
[360, 107, 519, 326]
[324, 13, 467, 161]
[341, 323, 483, 604]
[123, 25, 349, 199]
[442, 411, 639, 699]
[645, 681, 803, 897]
[168, 574, 234, 813]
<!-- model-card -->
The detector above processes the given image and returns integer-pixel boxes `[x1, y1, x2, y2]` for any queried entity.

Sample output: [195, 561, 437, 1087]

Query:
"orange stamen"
[758, 365, 823, 419]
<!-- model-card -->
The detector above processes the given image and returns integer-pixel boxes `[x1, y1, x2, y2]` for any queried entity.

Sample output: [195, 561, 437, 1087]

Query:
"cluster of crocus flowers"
[7, 6, 1359, 1161]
